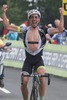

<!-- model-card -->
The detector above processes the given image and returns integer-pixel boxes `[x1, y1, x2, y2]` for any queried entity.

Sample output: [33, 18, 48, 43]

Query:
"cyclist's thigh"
[36, 57, 46, 73]
[21, 57, 33, 84]
[22, 57, 33, 74]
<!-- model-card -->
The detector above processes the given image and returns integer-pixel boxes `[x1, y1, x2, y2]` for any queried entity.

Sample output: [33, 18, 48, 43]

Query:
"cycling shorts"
[21, 51, 45, 74]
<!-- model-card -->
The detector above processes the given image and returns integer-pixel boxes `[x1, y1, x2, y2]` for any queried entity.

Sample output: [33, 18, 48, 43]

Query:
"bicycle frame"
[30, 68, 39, 100]
[22, 67, 50, 100]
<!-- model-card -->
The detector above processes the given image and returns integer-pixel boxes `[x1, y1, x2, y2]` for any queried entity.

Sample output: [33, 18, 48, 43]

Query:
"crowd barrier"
[2, 40, 67, 78]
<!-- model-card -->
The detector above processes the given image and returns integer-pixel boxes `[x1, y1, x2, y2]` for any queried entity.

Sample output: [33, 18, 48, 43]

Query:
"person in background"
[3, 23, 18, 40]
[46, 34, 57, 44]
[0, 18, 3, 22]
[0, 38, 12, 88]
[6, 30, 18, 40]
[20, 20, 29, 27]
[52, 19, 67, 45]
[2, 4, 64, 100]
[48, 23, 52, 28]
[18, 21, 29, 40]
[46, 23, 57, 44]
[0, 17, 4, 36]
[47, 23, 54, 37]
[0, 39, 4, 87]
[2, 18, 9, 40]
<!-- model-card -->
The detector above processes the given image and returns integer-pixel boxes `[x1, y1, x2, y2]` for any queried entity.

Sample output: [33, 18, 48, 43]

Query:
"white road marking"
[0, 87, 11, 93]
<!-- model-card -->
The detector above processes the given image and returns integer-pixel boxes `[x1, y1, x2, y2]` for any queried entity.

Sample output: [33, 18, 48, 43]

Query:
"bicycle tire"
[30, 84, 38, 100]
[33, 87, 38, 100]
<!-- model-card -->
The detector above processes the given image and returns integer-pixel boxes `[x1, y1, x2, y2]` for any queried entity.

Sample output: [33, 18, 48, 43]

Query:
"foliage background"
[0, 0, 67, 28]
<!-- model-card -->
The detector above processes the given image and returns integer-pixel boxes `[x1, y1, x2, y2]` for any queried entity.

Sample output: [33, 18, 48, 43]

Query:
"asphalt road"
[0, 67, 67, 100]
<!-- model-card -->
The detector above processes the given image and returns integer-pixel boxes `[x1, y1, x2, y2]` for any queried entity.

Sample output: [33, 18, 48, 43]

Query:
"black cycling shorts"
[21, 50, 44, 74]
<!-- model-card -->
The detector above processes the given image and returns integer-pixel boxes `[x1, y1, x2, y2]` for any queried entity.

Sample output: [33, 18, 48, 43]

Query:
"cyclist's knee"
[21, 71, 29, 85]
[21, 76, 29, 86]
[37, 66, 46, 74]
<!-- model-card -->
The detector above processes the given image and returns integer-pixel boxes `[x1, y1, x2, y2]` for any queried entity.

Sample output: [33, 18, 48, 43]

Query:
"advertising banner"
[2, 40, 67, 77]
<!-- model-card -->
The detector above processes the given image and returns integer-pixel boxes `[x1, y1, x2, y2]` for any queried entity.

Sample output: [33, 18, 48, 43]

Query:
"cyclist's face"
[29, 14, 40, 28]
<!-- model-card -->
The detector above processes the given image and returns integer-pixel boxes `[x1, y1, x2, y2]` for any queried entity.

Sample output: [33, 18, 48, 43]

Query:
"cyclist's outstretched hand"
[59, 7, 64, 15]
[2, 4, 8, 13]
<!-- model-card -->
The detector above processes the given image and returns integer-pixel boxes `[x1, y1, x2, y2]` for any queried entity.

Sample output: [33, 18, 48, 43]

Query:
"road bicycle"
[0, 42, 12, 87]
[22, 67, 50, 100]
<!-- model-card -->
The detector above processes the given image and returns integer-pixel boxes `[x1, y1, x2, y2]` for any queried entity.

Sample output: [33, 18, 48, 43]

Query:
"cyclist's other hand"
[59, 7, 64, 15]
[2, 5, 8, 13]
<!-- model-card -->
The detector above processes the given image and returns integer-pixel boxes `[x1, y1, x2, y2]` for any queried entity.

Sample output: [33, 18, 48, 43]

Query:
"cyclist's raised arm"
[2, 4, 18, 32]
[48, 7, 64, 35]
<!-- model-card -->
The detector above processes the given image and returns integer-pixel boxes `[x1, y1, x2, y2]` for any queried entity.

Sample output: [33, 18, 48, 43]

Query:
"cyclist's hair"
[28, 9, 41, 19]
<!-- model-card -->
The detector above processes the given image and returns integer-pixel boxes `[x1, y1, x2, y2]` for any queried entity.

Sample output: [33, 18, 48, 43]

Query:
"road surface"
[0, 67, 67, 100]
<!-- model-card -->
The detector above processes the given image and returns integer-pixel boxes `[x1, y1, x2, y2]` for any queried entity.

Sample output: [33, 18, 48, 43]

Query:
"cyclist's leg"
[21, 58, 32, 100]
[36, 56, 46, 100]
[37, 66, 46, 100]
[21, 74, 29, 100]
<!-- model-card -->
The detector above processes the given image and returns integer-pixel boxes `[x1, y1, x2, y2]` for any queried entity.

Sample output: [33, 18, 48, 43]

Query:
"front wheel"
[30, 86, 38, 100]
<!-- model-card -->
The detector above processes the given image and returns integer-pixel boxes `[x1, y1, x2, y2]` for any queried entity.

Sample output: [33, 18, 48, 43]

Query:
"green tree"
[0, 0, 67, 28]
[36, 0, 62, 25]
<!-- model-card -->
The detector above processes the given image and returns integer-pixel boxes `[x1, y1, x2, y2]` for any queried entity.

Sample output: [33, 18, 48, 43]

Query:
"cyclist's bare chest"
[26, 29, 40, 52]
[27, 30, 39, 42]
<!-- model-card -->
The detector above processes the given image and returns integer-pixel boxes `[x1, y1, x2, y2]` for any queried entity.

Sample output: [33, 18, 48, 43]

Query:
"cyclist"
[2, 5, 64, 100]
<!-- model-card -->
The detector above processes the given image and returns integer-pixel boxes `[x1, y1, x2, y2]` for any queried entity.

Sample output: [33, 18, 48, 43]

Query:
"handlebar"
[22, 73, 51, 85]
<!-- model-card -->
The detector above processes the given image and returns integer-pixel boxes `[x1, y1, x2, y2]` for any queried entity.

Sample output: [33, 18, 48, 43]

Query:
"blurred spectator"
[0, 17, 3, 36]
[6, 30, 18, 40]
[20, 20, 28, 27]
[52, 19, 67, 45]
[2, 23, 18, 40]
[0, 39, 11, 87]
[18, 21, 28, 40]
[0, 39, 5, 87]
[46, 23, 57, 44]
[2, 27, 9, 39]
[46, 34, 57, 44]
[48, 23, 52, 28]
[0, 18, 3, 22]
[2, 18, 9, 40]
[47, 23, 54, 38]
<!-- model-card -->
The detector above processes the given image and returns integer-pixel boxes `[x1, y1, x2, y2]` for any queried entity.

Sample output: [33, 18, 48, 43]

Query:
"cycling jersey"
[20, 26, 47, 55]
